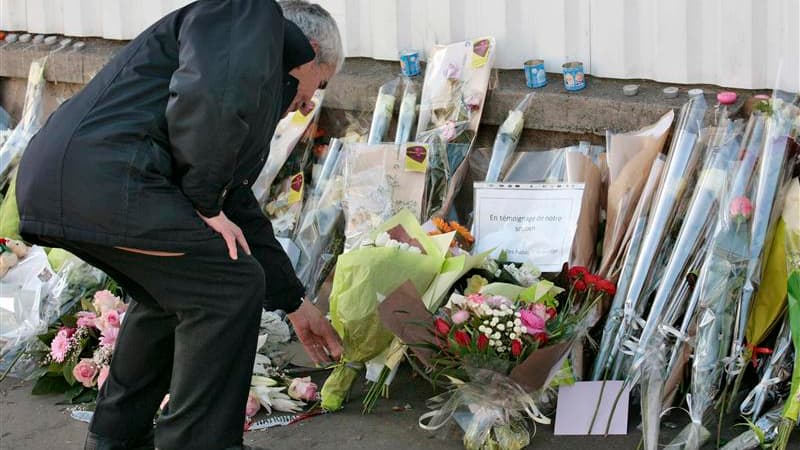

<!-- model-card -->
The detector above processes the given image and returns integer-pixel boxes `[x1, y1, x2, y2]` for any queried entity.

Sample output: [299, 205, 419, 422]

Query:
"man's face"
[286, 57, 335, 117]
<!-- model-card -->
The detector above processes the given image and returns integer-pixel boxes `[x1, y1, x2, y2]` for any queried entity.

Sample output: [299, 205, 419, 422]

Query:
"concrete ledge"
[1, 39, 766, 137]
[0, 38, 124, 85]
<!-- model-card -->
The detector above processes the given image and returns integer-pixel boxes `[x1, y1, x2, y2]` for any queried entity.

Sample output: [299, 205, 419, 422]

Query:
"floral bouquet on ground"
[30, 289, 124, 403]
[319, 209, 449, 411]
[395, 266, 615, 450]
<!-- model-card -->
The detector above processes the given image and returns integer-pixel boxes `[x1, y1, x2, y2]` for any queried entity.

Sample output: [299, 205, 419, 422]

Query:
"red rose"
[454, 330, 471, 348]
[574, 280, 587, 292]
[568, 266, 588, 279]
[546, 307, 557, 320]
[511, 339, 523, 357]
[477, 334, 490, 351]
[534, 333, 548, 346]
[434, 318, 451, 336]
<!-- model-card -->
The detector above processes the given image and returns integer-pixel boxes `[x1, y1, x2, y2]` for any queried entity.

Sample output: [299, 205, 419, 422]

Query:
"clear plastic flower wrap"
[367, 78, 400, 145]
[252, 89, 325, 204]
[721, 404, 784, 450]
[0, 57, 47, 188]
[634, 119, 743, 369]
[394, 78, 419, 147]
[341, 143, 427, 250]
[729, 98, 798, 377]
[484, 93, 533, 183]
[0, 252, 106, 379]
[292, 139, 345, 301]
[740, 317, 794, 420]
[259, 91, 326, 237]
[419, 368, 545, 450]
[502, 148, 568, 183]
[416, 37, 495, 220]
[609, 94, 708, 380]
[598, 111, 674, 281]
[591, 155, 664, 381]
[665, 141, 759, 450]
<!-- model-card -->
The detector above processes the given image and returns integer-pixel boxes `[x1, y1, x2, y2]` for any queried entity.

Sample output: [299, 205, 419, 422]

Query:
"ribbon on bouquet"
[418, 369, 549, 450]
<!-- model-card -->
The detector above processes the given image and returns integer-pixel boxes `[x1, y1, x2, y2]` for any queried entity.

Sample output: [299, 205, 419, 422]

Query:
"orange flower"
[432, 217, 452, 233]
[450, 221, 475, 244]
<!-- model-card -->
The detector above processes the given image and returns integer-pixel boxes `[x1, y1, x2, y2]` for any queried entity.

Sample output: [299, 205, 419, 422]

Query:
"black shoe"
[84, 429, 155, 450]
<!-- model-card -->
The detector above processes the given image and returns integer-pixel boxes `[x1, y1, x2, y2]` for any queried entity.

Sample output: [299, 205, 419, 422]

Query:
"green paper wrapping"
[784, 272, 800, 423]
[320, 210, 446, 410]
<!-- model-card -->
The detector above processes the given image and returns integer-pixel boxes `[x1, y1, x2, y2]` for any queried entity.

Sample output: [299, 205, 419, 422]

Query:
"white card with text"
[473, 183, 584, 271]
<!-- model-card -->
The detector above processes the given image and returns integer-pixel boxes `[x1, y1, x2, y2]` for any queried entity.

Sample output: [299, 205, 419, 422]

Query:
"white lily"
[251, 385, 304, 414]
[251, 375, 278, 387]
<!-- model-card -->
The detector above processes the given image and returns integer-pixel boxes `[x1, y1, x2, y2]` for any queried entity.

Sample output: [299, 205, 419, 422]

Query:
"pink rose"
[100, 326, 119, 348]
[730, 196, 753, 223]
[50, 328, 73, 363]
[245, 391, 261, 417]
[103, 309, 121, 328]
[97, 365, 110, 389]
[519, 304, 549, 335]
[76, 312, 97, 329]
[72, 359, 99, 388]
[93, 290, 119, 314]
[451, 309, 470, 325]
[287, 377, 318, 402]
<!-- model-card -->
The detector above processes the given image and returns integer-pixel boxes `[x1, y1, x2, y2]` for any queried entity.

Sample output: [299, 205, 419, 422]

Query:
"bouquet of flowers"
[367, 78, 400, 145]
[0, 57, 47, 188]
[484, 93, 534, 183]
[394, 78, 419, 147]
[31, 289, 124, 403]
[320, 210, 448, 411]
[247, 373, 318, 421]
[416, 37, 495, 220]
[292, 138, 345, 301]
[340, 143, 428, 249]
[416, 266, 615, 450]
[254, 90, 325, 236]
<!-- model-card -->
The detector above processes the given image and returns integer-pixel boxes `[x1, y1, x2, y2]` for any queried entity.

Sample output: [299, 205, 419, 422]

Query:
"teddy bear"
[0, 238, 29, 278]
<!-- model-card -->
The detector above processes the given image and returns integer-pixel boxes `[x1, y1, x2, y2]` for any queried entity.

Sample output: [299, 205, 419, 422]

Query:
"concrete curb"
[0, 39, 761, 136]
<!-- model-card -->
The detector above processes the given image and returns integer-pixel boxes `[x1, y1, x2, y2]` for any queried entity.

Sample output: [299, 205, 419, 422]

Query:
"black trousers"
[46, 237, 264, 450]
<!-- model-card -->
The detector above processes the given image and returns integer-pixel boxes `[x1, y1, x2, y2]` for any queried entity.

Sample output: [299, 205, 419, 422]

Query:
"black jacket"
[16, 0, 313, 312]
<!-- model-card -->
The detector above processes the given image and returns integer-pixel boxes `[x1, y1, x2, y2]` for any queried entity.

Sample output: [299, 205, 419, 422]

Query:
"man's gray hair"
[279, 0, 345, 72]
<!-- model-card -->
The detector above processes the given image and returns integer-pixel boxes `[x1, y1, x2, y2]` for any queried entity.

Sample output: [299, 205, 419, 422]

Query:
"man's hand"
[288, 299, 343, 365]
[197, 211, 251, 260]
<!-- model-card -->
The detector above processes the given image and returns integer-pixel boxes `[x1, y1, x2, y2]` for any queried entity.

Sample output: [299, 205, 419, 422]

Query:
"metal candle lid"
[688, 88, 704, 97]
[5, 33, 18, 43]
[44, 36, 58, 45]
[623, 84, 639, 96]
[663, 87, 679, 98]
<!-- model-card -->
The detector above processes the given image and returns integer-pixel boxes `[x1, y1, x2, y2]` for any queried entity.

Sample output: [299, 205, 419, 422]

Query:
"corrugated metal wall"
[1, 0, 798, 91]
